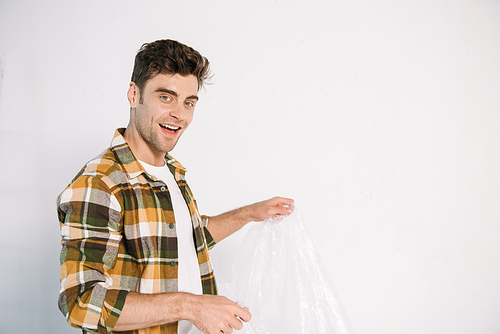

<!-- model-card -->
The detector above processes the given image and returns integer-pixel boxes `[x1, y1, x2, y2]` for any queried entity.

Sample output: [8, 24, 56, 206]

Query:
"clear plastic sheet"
[229, 209, 356, 334]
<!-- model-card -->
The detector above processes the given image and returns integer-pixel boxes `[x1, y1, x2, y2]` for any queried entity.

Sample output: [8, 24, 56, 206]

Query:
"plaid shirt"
[57, 128, 217, 334]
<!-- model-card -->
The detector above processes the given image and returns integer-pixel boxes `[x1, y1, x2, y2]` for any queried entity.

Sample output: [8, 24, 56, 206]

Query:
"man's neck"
[123, 125, 166, 167]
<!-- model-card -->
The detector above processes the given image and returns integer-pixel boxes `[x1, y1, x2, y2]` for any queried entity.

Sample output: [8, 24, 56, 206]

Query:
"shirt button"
[160, 186, 166, 192]
[169, 223, 174, 229]
[170, 261, 177, 267]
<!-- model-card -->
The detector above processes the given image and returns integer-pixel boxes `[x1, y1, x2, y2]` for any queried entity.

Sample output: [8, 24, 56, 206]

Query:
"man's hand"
[187, 294, 251, 334]
[244, 196, 294, 222]
[207, 196, 294, 243]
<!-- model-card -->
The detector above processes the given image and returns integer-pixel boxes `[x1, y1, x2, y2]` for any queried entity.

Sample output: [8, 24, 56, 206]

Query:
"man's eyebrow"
[155, 88, 178, 97]
[155, 88, 199, 101]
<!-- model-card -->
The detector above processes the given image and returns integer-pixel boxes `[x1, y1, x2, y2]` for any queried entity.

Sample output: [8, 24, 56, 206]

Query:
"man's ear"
[127, 82, 139, 107]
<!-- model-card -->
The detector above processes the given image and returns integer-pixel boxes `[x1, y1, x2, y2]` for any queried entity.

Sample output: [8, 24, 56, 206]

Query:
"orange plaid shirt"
[57, 128, 217, 334]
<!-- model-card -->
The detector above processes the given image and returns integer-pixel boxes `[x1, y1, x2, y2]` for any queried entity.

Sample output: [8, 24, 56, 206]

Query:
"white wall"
[1, 0, 499, 333]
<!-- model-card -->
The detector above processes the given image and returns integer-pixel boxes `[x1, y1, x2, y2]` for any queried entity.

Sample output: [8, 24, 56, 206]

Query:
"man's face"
[127, 73, 199, 160]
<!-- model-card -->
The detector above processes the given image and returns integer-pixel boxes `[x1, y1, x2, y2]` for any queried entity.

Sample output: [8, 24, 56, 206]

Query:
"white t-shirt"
[139, 160, 203, 334]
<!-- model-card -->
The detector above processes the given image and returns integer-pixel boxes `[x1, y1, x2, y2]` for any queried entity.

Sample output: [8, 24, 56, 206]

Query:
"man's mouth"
[159, 123, 181, 133]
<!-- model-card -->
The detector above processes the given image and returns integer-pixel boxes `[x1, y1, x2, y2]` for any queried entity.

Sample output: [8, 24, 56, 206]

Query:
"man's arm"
[114, 291, 251, 333]
[58, 175, 130, 333]
[206, 196, 294, 243]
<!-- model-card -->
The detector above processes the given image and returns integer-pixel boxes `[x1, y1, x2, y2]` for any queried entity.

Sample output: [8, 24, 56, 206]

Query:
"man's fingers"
[270, 196, 294, 207]
[218, 305, 249, 333]
[270, 197, 294, 216]
[228, 317, 243, 331]
[226, 307, 250, 331]
[235, 306, 252, 322]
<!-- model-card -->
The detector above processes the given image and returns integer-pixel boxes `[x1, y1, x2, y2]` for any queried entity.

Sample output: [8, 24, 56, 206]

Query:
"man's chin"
[161, 139, 180, 154]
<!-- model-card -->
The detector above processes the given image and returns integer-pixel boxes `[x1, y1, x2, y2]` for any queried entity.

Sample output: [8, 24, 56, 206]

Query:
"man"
[57, 39, 293, 334]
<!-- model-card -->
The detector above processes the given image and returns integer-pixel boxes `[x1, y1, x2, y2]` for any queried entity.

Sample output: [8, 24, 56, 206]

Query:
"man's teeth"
[160, 124, 180, 131]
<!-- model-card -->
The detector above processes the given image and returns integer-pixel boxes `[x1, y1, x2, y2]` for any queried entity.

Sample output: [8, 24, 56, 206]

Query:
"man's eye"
[185, 101, 195, 107]
[161, 96, 171, 101]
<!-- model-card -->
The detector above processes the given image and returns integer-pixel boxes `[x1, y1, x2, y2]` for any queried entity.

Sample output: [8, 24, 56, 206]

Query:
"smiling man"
[124, 72, 198, 165]
[57, 39, 293, 334]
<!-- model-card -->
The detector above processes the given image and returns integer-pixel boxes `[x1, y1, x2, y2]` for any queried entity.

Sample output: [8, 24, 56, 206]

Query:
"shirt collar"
[110, 128, 187, 179]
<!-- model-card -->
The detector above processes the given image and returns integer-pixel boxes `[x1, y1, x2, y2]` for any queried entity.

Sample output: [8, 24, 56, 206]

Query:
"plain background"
[1, 0, 500, 333]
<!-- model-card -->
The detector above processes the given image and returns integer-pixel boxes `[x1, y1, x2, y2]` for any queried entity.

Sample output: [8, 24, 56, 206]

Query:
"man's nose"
[168, 101, 186, 120]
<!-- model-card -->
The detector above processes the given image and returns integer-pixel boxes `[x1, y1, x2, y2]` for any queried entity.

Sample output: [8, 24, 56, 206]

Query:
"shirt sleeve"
[200, 215, 216, 250]
[57, 175, 129, 334]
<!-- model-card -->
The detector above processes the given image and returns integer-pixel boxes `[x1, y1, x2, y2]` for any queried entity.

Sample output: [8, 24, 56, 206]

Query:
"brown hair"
[131, 39, 211, 100]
